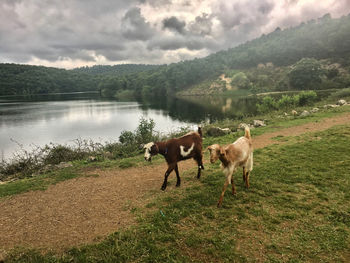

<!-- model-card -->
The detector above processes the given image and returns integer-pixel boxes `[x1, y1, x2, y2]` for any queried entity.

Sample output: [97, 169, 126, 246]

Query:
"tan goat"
[208, 126, 253, 207]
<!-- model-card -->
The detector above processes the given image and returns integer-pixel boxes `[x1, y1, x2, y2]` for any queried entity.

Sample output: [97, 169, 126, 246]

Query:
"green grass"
[5, 124, 350, 262]
[0, 167, 79, 198]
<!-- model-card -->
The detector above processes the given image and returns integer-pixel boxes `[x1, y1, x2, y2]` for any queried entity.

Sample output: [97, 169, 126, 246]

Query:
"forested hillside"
[0, 64, 98, 95]
[0, 63, 159, 96]
[72, 64, 160, 76]
[1, 13, 350, 98]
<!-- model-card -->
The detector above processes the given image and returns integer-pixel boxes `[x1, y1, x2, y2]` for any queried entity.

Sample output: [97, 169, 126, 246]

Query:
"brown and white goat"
[144, 127, 204, 190]
[208, 126, 253, 207]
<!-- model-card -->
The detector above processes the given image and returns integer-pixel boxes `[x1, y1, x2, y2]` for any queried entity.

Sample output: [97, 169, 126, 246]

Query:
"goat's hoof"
[176, 182, 181, 187]
[161, 185, 167, 191]
[217, 202, 222, 208]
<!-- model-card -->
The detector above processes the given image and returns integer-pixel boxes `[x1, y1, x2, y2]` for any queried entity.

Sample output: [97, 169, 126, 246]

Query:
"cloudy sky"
[1, 0, 350, 69]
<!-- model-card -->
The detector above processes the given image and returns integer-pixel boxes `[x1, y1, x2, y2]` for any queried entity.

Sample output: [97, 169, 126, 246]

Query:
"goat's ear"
[219, 148, 226, 156]
[139, 144, 144, 150]
[151, 144, 159, 153]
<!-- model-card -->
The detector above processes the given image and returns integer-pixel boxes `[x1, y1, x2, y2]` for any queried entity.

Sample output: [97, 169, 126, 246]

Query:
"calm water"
[0, 92, 259, 160]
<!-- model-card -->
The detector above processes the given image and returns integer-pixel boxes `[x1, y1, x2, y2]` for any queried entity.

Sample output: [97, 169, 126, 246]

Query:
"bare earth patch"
[0, 112, 349, 256]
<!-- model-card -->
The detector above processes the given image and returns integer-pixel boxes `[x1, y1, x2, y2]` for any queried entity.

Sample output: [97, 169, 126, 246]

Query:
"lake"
[0, 92, 259, 160]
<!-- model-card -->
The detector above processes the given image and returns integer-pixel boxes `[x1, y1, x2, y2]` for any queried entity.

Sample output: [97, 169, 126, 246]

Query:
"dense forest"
[72, 64, 160, 76]
[0, 64, 159, 96]
[1, 13, 350, 98]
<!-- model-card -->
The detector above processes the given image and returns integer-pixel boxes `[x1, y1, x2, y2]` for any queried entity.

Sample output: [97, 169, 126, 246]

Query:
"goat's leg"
[231, 176, 237, 195]
[195, 155, 204, 179]
[175, 164, 181, 187]
[199, 153, 205, 170]
[217, 178, 230, 208]
[197, 166, 201, 179]
[161, 163, 175, 191]
[245, 171, 250, 188]
[242, 167, 247, 184]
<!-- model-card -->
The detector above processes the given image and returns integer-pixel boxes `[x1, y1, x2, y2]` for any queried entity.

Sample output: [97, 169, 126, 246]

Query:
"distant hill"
[0, 64, 99, 95]
[72, 64, 161, 76]
[1, 13, 350, 97]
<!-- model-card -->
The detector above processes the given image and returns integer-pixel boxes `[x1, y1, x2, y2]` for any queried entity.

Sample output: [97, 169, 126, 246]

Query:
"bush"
[257, 96, 277, 113]
[277, 95, 295, 109]
[230, 72, 251, 89]
[44, 145, 78, 165]
[119, 131, 136, 145]
[296, 91, 317, 106]
[329, 87, 350, 99]
[256, 91, 318, 113]
[288, 58, 324, 90]
[135, 117, 157, 144]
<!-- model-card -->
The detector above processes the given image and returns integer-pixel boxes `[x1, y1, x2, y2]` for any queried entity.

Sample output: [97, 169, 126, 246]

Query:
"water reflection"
[140, 95, 258, 123]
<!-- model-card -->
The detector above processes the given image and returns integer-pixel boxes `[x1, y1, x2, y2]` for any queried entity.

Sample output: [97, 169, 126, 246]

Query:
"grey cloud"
[142, 0, 172, 7]
[162, 16, 186, 34]
[189, 13, 213, 36]
[121, 7, 156, 40]
[258, 1, 274, 14]
[215, 1, 275, 30]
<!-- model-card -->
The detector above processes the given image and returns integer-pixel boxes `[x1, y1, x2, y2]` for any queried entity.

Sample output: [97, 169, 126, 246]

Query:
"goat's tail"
[198, 126, 202, 137]
[244, 126, 251, 139]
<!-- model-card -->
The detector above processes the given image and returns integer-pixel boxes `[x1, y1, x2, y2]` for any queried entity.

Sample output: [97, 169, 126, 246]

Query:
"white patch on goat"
[180, 143, 194, 157]
[144, 142, 154, 160]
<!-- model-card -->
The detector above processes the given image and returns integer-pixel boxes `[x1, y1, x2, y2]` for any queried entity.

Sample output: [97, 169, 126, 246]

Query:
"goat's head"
[143, 142, 159, 162]
[207, 144, 221, 163]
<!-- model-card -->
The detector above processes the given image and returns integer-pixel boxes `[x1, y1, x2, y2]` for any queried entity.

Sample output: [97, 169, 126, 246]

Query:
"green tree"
[230, 72, 251, 89]
[288, 58, 325, 90]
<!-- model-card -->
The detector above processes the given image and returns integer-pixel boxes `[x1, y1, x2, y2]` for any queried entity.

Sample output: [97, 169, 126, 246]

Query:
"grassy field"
[4, 123, 350, 262]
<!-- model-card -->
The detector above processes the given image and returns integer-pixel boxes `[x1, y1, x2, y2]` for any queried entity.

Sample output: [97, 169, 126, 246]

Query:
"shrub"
[288, 58, 325, 90]
[257, 96, 277, 113]
[135, 117, 157, 144]
[230, 72, 252, 89]
[297, 91, 317, 106]
[119, 131, 136, 145]
[329, 87, 350, 99]
[256, 91, 318, 113]
[44, 145, 78, 165]
[277, 95, 295, 109]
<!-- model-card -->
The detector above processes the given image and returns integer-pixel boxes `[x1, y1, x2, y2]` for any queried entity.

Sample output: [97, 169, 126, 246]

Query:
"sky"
[1, 0, 350, 69]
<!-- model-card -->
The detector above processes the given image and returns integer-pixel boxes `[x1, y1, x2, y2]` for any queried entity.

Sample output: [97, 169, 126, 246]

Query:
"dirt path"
[1, 112, 350, 256]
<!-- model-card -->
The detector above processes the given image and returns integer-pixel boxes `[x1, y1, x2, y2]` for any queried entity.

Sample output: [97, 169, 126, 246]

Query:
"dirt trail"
[1, 112, 350, 255]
